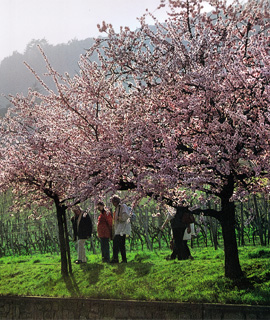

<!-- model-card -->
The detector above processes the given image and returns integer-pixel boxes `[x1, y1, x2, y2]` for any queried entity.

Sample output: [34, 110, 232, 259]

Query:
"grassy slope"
[0, 246, 269, 305]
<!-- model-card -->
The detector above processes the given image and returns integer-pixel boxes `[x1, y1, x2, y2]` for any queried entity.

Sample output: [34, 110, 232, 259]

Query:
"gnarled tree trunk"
[220, 200, 243, 279]
[54, 198, 72, 276]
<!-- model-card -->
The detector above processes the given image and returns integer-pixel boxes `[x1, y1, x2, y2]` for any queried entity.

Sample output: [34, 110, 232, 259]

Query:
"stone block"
[223, 312, 245, 320]
[245, 313, 257, 320]
[129, 306, 146, 319]
[90, 303, 99, 314]
[20, 312, 33, 320]
[34, 310, 45, 320]
[114, 306, 130, 319]
[51, 301, 59, 311]
[62, 309, 70, 319]
[0, 302, 10, 315]
[44, 310, 54, 320]
[15, 304, 20, 318]
[203, 309, 222, 319]
[103, 302, 115, 318]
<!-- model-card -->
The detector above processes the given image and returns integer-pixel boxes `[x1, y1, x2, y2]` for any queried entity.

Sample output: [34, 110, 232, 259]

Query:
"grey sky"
[0, 0, 169, 62]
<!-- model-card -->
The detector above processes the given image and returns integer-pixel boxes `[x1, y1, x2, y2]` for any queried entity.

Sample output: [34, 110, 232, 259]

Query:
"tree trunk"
[55, 199, 72, 276]
[267, 196, 270, 245]
[240, 202, 245, 246]
[62, 207, 72, 274]
[220, 200, 243, 279]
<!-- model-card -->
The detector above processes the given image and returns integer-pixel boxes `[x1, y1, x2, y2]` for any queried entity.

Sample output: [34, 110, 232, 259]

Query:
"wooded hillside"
[0, 38, 96, 115]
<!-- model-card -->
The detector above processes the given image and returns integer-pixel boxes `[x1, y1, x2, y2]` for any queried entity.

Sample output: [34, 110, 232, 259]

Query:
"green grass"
[0, 246, 269, 305]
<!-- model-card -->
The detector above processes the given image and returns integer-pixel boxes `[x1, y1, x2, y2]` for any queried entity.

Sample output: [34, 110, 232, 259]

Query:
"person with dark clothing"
[97, 201, 112, 263]
[161, 206, 191, 260]
[171, 223, 195, 260]
[71, 206, 92, 264]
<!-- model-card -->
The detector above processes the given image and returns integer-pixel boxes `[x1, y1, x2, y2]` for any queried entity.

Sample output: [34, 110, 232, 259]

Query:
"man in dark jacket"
[71, 206, 92, 264]
[161, 206, 191, 260]
[170, 207, 191, 260]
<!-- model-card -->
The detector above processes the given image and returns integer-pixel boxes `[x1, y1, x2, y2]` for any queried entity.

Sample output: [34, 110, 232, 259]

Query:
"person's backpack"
[127, 206, 137, 223]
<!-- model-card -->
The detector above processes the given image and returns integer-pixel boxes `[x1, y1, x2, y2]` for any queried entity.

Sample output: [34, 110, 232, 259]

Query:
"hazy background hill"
[0, 38, 96, 116]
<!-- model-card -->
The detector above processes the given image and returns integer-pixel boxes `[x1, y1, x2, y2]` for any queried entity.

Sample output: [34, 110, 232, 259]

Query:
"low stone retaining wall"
[0, 296, 269, 320]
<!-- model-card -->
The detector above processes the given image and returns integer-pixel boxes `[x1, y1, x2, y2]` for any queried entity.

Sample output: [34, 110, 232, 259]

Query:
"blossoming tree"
[0, 0, 269, 280]
[0, 49, 119, 275]
[80, 0, 270, 278]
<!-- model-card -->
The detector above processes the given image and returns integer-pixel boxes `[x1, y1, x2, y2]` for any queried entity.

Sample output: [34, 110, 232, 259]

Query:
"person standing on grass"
[161, 206, 191, 260]
[170, 222, 195, 260]
[110, 195, 131, 263]
[97, 201, 113, 263]
[71, 206, 92, 264]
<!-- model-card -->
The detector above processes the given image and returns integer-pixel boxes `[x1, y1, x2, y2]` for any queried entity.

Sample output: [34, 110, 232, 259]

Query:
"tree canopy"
[0, 0, 269, 278]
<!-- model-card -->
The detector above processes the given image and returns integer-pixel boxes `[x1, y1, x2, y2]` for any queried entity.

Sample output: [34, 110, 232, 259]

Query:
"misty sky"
[0, 0, 169, 63]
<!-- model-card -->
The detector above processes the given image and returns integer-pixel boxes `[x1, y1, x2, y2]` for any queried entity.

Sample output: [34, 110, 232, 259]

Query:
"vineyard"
[1, 192, 270, 258]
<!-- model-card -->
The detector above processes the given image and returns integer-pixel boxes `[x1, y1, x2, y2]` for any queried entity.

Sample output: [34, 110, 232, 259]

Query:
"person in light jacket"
[71, 206, 92, 264]
[110, 195, 131, 263]
[97, 201, 112, 263]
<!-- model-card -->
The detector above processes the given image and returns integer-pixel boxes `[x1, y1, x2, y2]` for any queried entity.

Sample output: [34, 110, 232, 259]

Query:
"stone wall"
[0, 296, 269, 320]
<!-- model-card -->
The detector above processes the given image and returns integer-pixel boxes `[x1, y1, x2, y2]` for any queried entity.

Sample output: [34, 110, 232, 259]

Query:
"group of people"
[71, 195, 195, 264]
[71, 195, 131, 264]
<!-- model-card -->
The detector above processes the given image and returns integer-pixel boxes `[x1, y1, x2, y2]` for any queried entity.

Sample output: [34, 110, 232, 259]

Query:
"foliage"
[1, 0, 269, 215]
[0, 246, 269, 305]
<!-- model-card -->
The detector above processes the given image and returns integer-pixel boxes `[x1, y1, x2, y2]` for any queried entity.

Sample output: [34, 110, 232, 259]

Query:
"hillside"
[0, 38, 96, 114]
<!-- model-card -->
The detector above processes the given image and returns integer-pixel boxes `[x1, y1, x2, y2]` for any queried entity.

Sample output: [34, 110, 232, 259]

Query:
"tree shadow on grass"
[127, 253, 154, 277]
[63, 263, 105, 296]
[63, 274, 81, 297]
[109, 263, 127, 275]
[63, 261, 153, 296]
[80, 262, 105, 285]
[114, 261, 154, 277]
[233, 270, 270, 291]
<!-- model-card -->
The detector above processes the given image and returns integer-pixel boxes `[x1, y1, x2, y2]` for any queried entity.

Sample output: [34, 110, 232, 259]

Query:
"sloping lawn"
[0, 246, 269, 305]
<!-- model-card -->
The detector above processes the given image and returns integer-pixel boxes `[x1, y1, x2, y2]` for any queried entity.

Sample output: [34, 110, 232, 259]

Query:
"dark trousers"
[171, 227, 190, 260]
[113, 234, 127, 262]
[100, 238, 110, 262]
[183, 240, 191, 257]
